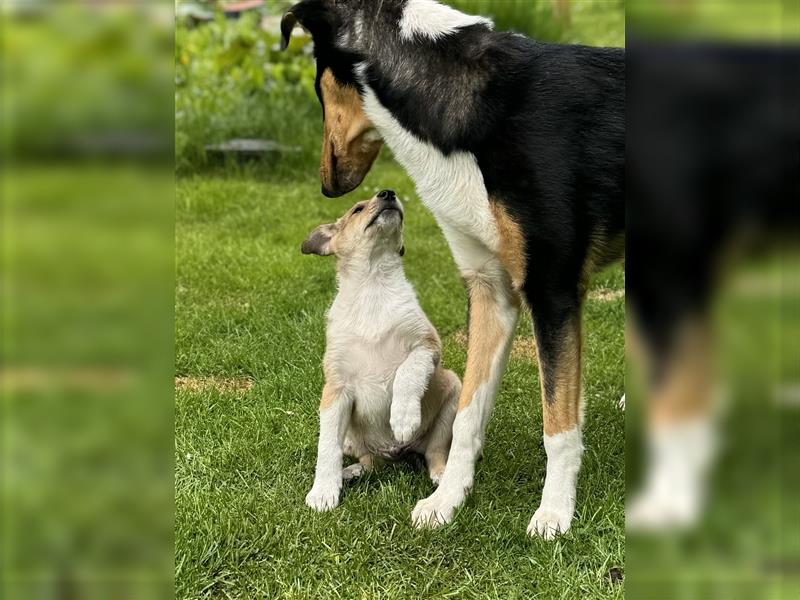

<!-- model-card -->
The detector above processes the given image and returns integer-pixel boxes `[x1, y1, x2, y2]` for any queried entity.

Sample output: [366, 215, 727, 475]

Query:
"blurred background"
[626, 1, 799, 599]
[2, 0, 798, 599]
[2, 2, 175, 598]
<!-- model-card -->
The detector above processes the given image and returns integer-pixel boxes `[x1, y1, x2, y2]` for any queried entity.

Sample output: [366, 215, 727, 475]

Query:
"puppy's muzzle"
[366, 190, 403, 229]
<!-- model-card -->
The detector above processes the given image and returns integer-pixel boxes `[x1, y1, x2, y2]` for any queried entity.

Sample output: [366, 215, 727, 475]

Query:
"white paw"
[430, 470, 443, 486]
[411, 488, 462, 529]
[626, 490, 698, 531]
[305, 480, 341, 512]
[618, 394, 626, 411]
[390, 399, 421, 444]
[527, 506, 573, 540]
[342, 463, 365, 481]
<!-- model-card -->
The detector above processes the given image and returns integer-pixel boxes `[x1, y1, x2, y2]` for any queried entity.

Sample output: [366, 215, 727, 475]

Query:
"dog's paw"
[527, 505, 573, 540]
[618, 394, 626, 411]
[390, 399, 421, 444]
[305, 480, 341, 512]
[429, 469, 444, 486]
[626, 489, 699, 531]
[411, 489, 461, 529]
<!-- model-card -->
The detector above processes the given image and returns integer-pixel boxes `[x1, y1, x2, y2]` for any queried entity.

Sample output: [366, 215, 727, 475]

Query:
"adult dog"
[281, 0, 624, 538]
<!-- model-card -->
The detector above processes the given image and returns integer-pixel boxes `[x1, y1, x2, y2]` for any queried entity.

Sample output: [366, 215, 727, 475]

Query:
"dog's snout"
[378, 189, 395, 200]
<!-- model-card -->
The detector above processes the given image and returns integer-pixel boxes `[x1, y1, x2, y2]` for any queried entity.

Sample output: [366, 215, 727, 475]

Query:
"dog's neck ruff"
[399, 0, 493, 42]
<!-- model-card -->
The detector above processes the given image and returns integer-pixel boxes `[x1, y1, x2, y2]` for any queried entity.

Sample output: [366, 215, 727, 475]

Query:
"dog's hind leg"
[412, 260, 519, 528]
[421, 369, 461, 485]
[525, 288, 585, 540]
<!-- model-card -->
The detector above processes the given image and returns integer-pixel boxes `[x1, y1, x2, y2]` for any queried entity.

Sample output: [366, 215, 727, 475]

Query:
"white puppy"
[302, 189, 461, 512]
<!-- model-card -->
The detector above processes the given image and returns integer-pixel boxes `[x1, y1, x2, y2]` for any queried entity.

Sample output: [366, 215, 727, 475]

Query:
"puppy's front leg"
[390, 344, 437, 444]
[306, 384, 352, 512]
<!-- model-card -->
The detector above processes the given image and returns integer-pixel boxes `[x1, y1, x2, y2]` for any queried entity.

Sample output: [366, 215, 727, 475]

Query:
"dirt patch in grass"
[450, 331, 538, 362]
[588, 288, 625, 302]
[175, 376, 254, 394]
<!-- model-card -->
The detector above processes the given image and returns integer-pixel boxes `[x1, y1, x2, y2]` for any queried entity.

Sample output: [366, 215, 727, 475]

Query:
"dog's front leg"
[412, 263, 518, 528]
[390, 345, 437, 444]
[306, 384, 352, 512]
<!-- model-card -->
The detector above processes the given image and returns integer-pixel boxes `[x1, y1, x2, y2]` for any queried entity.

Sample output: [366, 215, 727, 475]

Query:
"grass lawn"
[175, 158, 625, 599]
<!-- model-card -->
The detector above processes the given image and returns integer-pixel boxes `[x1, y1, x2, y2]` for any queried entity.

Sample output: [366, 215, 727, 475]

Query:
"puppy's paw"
[527, 505, 573, 540]
[305, 480, 341, 512]
[390, 399, 421, 444]
[411, 489, 462, 529]
[618, 394, 626, 411]
[342, 463, 365, 481]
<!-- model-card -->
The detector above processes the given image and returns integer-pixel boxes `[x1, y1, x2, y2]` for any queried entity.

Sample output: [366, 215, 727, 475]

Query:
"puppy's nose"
[377, 189, 395, 200]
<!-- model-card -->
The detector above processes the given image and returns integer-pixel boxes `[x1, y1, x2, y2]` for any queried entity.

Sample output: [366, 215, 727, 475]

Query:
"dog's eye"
[353, 205, 364, 214]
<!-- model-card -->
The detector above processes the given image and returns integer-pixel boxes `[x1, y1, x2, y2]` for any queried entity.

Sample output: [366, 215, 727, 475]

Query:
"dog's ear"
[280, 0, 331, 51]
[302, 223, 337, 256]
[280, 10, 298, 51]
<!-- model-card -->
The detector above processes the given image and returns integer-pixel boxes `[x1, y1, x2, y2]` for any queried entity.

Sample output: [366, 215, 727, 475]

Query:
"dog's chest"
[360, 85, 500, 266]
[330, 333, 406, 390]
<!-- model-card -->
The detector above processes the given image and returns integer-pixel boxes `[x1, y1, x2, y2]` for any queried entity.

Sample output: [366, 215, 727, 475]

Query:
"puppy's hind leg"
[422, 369, 461, 485]
[342, 454, 375, 481]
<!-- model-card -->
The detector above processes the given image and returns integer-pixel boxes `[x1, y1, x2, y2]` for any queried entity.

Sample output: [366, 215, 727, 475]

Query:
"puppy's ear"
[302, 223, 337, 256]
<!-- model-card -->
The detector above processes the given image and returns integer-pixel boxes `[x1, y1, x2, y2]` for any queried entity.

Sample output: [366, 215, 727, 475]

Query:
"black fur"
[627, 42, 800, 383]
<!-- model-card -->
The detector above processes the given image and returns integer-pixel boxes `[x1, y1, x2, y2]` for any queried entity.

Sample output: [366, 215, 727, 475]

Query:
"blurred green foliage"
[175, 0, 624, 173]
[4, 6, 172, 159]
[176, 11, 320, 171]
[450, 0, 624, 45]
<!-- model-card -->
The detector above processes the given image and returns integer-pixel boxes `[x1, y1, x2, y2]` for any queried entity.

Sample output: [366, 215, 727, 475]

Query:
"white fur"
[359, 83, 499, 268]
[391, 346, 436, 443]
[306, 398, 350, 511]
[325, 259, 435, 455]
[528, 427, 584, 539]
[627, 416, 717, 530]
[399, 0, 493, 42]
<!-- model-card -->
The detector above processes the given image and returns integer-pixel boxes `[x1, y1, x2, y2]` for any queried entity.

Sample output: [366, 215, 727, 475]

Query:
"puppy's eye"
[352, 205, 364, 214]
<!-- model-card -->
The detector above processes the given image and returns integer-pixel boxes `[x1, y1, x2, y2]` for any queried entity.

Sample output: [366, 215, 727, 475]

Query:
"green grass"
[175, 158, 625, 599]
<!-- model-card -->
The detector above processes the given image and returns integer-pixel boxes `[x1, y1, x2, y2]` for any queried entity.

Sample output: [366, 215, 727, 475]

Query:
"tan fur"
[319, 382, 338, 410]
[490, 201, 527, 292]
[649, 321, 713, 426]
[458, 272, 518, 410]
[580, 231, 625, 296]
[319, 69, 383, 194]
[539, 316, 583, 436]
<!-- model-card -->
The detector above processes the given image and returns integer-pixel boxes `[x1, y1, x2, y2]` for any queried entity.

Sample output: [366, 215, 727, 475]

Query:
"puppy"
[302, 189, 461, 512]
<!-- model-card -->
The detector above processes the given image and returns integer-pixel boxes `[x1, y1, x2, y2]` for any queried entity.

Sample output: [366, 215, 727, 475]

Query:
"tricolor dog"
[302, 190, 461, 511]
[283, 0, 624, 538]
